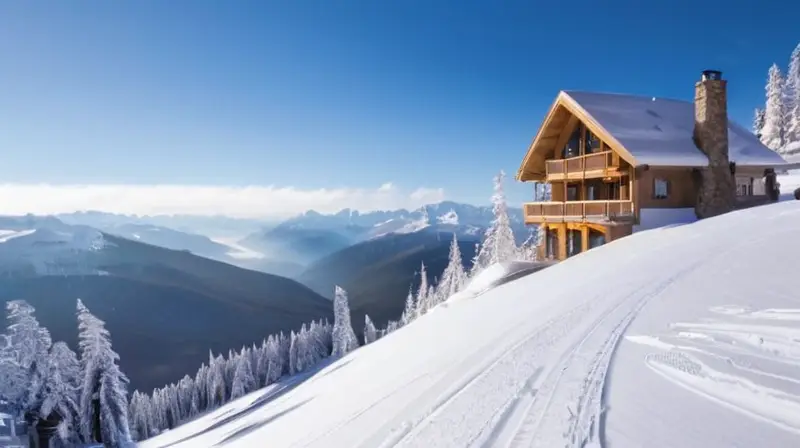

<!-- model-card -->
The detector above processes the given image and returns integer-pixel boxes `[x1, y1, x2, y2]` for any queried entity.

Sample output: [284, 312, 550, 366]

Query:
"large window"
[653, 178, 670, 199]
[562, 126, 581, 158]
[585, 127, 600, 154]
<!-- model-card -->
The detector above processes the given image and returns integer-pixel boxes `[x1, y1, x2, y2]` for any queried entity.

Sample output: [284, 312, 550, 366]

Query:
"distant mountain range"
[0, 215, 331, 392]
[51, 202, 529, 279]
[240, 201, 528, 268]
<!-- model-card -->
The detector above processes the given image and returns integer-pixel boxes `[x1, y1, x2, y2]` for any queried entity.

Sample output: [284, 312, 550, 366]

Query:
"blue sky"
[0, 0, 798, 218]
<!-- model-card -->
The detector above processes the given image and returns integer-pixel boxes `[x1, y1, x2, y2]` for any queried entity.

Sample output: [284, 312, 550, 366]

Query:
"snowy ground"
[141, 200, 800, 448]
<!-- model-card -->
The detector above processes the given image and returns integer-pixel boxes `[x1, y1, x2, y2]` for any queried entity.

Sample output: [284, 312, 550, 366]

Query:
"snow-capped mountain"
[275, 201, 525, 240]
[0, 215, 108, 276]
[240, 201, 528, 266]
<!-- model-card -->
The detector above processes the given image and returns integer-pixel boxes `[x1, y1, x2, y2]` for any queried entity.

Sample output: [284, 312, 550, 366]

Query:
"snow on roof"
[562, 91, 788, 167]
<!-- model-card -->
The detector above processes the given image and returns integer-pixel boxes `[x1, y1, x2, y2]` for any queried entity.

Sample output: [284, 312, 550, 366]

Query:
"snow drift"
[141, 200, 800, 448]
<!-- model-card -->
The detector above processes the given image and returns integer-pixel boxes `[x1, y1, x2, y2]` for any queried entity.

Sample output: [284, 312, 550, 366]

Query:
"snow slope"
[141, 200, 800, 448]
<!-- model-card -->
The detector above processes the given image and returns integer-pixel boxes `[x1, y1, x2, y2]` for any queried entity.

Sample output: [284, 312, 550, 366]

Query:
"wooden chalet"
[516, 70, 789, 260]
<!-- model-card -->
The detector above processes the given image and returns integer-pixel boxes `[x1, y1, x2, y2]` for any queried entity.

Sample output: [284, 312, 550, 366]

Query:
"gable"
[516, 93, 636, 181]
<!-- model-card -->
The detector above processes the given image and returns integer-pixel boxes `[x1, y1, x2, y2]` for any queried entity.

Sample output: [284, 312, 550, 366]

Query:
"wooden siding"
[636, 167, 697, 209]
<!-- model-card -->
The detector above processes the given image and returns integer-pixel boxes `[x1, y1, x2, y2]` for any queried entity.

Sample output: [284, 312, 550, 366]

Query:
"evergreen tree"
[363, 315, 377, 345]
[400, 287, 416, 326]
[331, 286, 359, 357]
[288, 331, 299, 375]
[3, 300, 53, 418]
[415, 262, 431, 317]
[76, 299, 132, 446]
[473, 171, 518, 272]
[265, 335, 282, 385]
[762, 63, 787, 151]
[40, 342, 82, 446]
[230, 348, 256, 399]
[438, 233, 467, 302]
[785, 43, 800, 143]
[753, 108, 766, 136]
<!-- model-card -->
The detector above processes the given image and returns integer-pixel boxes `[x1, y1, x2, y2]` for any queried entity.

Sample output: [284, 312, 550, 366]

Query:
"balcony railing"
[545, 151, 620, 179]
[523, 200, 634, 223]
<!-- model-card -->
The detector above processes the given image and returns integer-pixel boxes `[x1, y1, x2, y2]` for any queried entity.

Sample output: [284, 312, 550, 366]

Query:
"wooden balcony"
[545, 151, 623, 181]
[523, 200, 635, 224]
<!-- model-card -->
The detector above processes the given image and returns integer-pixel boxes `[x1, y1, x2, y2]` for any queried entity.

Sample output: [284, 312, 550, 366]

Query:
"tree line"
[754, 42, 800, 155]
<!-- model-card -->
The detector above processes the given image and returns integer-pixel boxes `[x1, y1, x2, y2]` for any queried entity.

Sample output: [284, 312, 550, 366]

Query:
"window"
[736, 177, 754, 196]
[653, 178, 670, 199]
[585, 127, 600, 154]
[562, 126, 581, 158]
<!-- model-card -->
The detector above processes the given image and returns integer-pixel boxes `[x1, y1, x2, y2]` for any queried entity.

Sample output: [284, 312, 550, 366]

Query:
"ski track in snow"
[372, 269, 689, 448]
[627, 306, 800, 436]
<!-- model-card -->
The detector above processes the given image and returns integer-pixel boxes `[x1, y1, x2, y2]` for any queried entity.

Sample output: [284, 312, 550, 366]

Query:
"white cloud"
[0, 183, 447, 219]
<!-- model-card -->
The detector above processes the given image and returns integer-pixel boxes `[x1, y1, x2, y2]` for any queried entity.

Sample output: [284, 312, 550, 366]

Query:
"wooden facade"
[517, 94, 775, 261]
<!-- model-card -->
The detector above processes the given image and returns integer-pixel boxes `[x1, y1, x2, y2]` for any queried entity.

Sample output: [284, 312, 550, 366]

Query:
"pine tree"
[76, 299, 132, 446]
[415, 262, 431, 316]
[288, 331, 299, 375]
[230, 347, 255, 399]
[331, 286, 359, 357]
[785, 43, 800, 143]
[438, 233, 468, 303]
[265, 335, 282, 385]
[753, 108, 766, 136]
[3, 300, 53, 418]
[473, 171, 518, 272]
[401, 287, 416, 326]
[40, 342, 82, 446]
[363, 315, 377, 345]
[762, 63, 787, 151]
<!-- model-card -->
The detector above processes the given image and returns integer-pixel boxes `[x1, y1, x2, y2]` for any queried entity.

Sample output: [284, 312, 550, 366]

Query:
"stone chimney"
[693, 69, 737, 219]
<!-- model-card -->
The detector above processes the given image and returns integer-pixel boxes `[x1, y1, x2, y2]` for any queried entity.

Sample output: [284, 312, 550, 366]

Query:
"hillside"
[0, 221, 332, 392]
[299, 230, 478, 327]
[142, 200, 800, 448]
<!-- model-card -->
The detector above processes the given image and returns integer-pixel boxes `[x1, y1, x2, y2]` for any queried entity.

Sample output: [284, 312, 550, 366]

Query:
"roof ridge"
[562, 90, 691, 105]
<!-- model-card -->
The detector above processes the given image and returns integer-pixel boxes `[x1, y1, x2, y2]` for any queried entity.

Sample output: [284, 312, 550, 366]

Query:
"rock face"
[693, 70, 737, 219]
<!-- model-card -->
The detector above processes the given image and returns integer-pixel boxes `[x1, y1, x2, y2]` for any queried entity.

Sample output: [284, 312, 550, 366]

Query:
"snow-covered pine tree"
[437, 233, 467, 304]
[472, 171, 518, 273]
[785, 43, 800, 143]
[288, 331, 299, 375]
[76, 299, 132, 446]
[401, 287, 416, 326]
[753, 108, 766, 136]
[415, 262, 431, 316]
[762, 63, 787, 151]
[265, 335, 282, 385]
[205, 352, 225, 409]
[363, 315, 377, 345]
[3, 300, 53, 419]
[278, 332, 291, 376]
[39, 341, 82, 446]
[295, 326, 310, 373]
[331, 286, 359, 357]
[230, 347, 256, 399]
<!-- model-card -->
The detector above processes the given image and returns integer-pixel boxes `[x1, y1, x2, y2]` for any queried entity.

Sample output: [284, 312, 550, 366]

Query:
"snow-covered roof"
[560, 90, 788, 167]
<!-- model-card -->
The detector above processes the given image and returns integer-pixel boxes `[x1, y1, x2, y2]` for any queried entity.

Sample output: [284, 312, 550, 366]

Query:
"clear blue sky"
[1, 0, 798, 207]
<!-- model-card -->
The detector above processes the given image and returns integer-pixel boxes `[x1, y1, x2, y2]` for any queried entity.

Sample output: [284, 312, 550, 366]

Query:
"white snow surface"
[436, 209, 460, 226]
[142, 201, 800, 448]
[563, 91, 789, 167]
[633, 207, 698, 232]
